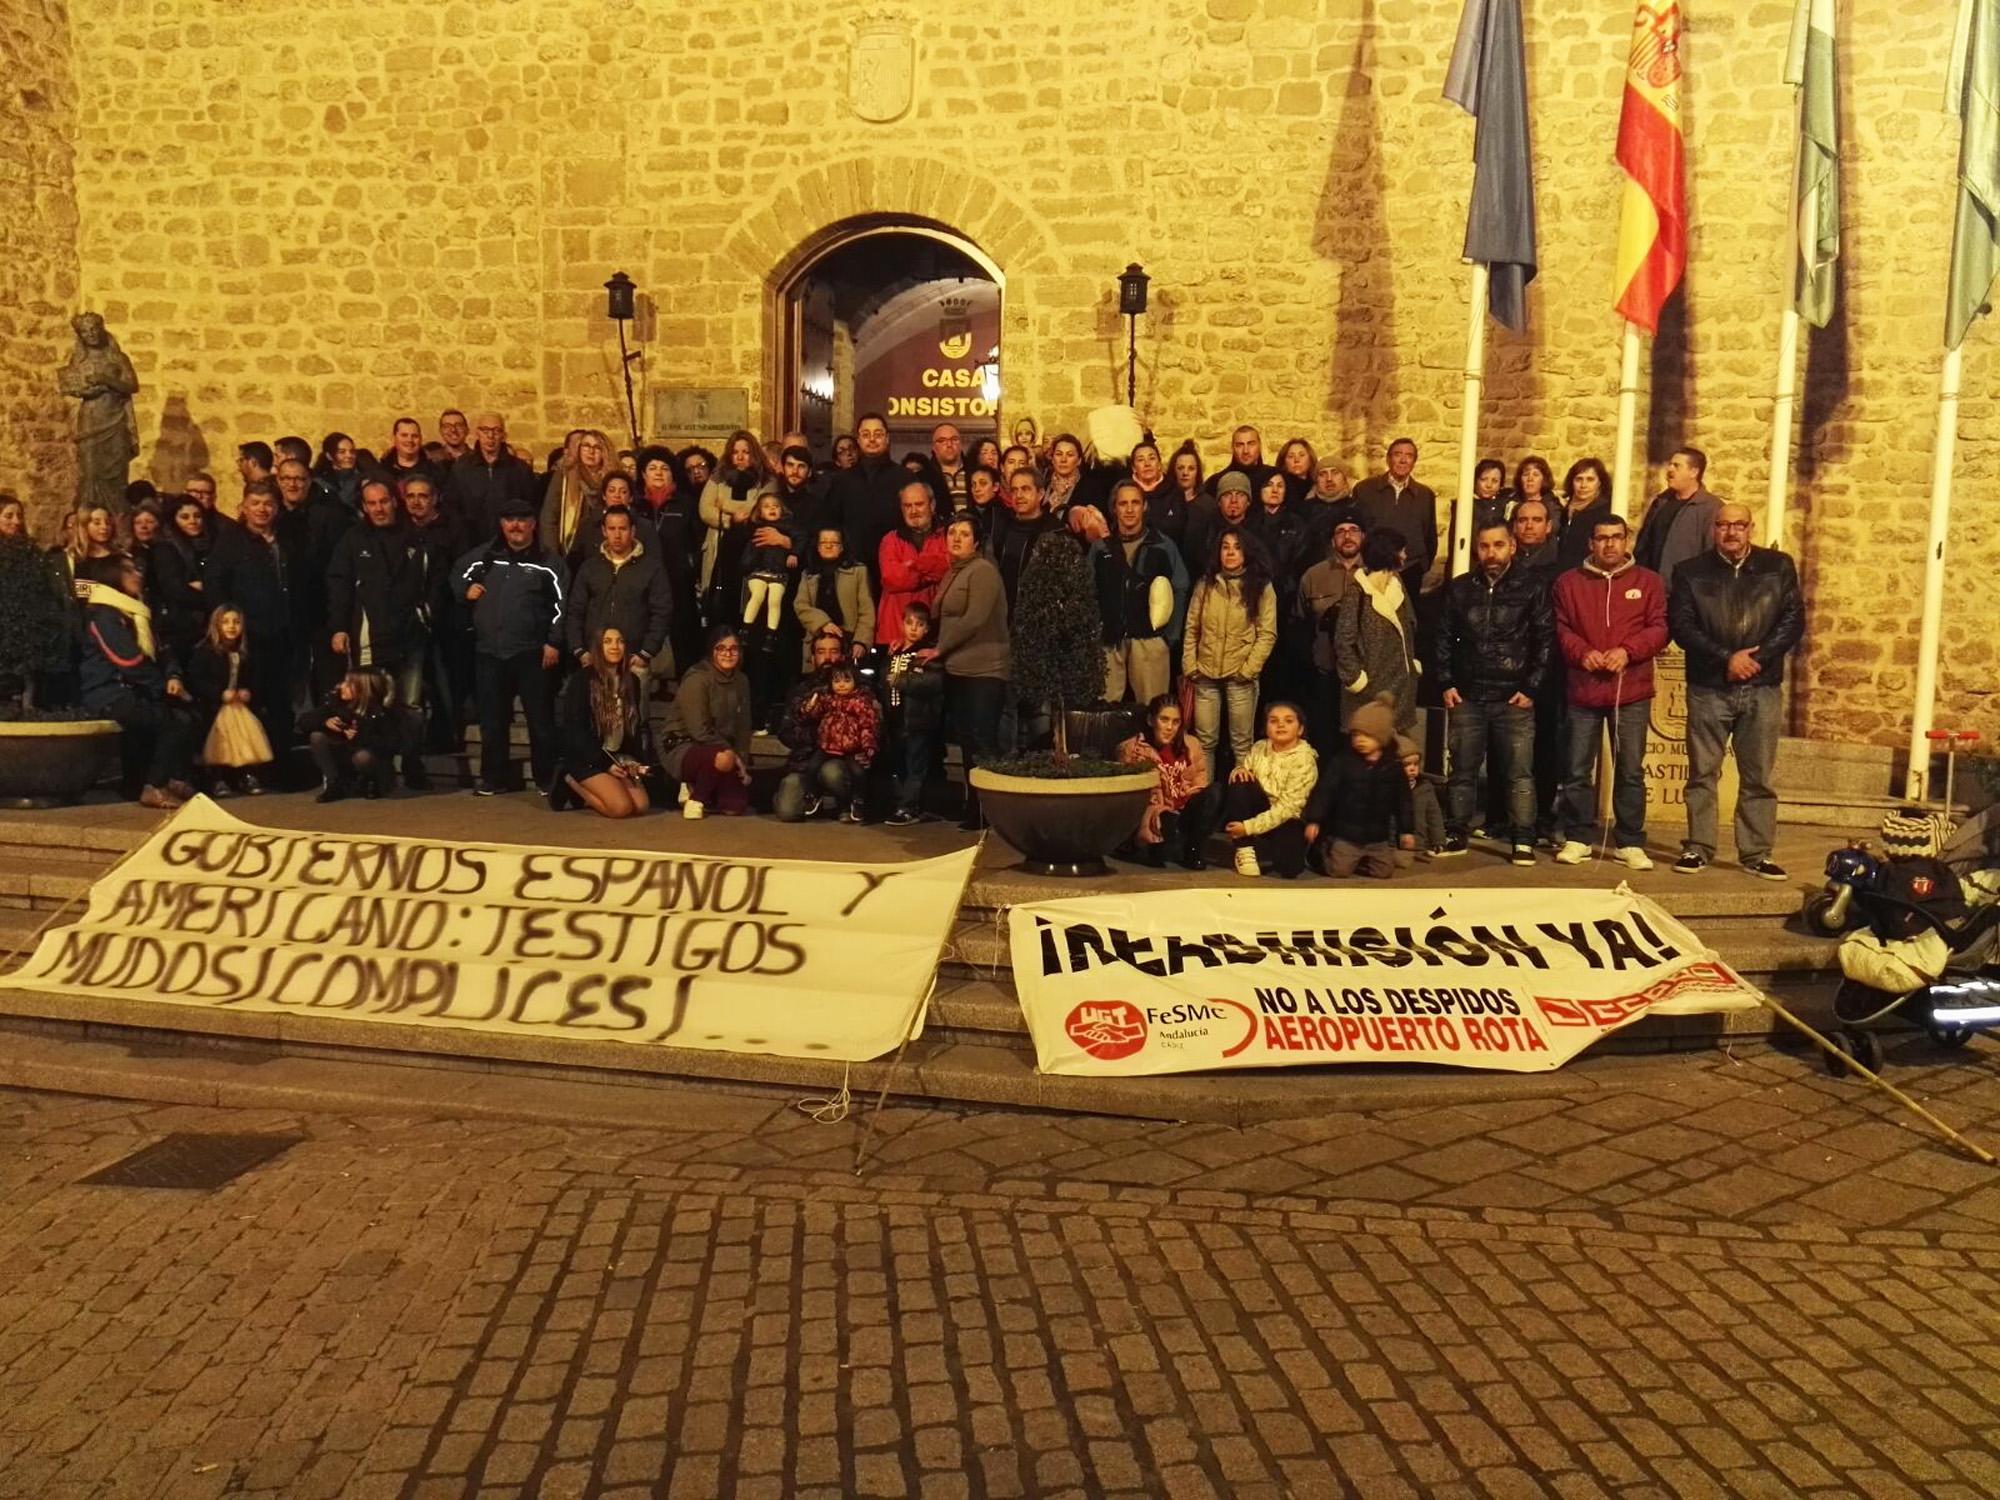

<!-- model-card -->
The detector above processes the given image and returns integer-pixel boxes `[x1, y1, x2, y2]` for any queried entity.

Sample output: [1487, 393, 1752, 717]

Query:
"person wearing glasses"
[659, 627, 754, 818]
[1667, 502, 1803, 881]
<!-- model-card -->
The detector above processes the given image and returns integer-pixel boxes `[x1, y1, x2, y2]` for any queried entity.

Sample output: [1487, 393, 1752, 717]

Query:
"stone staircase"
[0, 811, 1848, 1126]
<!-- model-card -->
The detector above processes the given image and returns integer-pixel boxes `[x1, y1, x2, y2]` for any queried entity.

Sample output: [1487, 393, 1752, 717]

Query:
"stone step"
[0, 999, 1786, 1128]
[0, 854, 120, 911]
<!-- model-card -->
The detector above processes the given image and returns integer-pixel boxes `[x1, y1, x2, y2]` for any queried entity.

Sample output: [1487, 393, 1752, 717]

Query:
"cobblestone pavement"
[4, 1038, 2000, 1498]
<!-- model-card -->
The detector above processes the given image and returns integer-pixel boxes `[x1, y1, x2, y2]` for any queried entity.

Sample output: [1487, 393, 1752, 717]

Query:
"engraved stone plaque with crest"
[849, 17, 914, 124]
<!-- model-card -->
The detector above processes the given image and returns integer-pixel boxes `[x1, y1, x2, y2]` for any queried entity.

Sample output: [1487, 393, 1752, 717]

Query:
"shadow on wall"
[146, 396, 209, 494]
[1314, 0, 1395, 464]
[1645, 287, 1694, 475]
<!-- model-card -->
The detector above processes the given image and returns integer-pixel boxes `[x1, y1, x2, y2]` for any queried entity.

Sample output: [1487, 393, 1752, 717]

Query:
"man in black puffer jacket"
[1434, 520, 1552, 865]
[1668, 501, 1804, 881]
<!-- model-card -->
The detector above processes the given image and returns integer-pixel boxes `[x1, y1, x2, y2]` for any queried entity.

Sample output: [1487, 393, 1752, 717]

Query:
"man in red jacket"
[1550, 515, 1668, 870]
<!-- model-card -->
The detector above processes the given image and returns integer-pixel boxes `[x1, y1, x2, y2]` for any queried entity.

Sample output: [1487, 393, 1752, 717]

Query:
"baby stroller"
[1826, 809, 2000, 1074]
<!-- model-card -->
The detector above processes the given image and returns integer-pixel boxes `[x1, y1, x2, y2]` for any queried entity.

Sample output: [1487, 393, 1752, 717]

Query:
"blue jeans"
[1446, 698, 1535, 842]
[1557, 699, 1652, 848]
[1685, 683, 1780, 863]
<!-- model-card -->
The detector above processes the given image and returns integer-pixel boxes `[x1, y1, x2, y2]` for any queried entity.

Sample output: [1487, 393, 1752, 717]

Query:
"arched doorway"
[776, 217, 1003, 458]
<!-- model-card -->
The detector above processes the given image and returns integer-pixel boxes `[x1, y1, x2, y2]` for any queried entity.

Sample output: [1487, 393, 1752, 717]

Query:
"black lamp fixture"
[1117, 262, 1150, 408]
[604, 271, 641, 452]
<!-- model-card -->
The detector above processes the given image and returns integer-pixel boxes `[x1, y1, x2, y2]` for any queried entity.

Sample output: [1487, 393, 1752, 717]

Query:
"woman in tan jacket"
[1180, 527, 1277, 766]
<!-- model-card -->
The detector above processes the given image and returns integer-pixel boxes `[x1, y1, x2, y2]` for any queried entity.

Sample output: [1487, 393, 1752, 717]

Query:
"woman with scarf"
[540, 428, 615, 567]
[794, 528, 875, 668]
[1332, 526, 1420, 736]
[697, 430, 772, 624]
[552, 625, 653, 819]
[79, 558, 198, 808]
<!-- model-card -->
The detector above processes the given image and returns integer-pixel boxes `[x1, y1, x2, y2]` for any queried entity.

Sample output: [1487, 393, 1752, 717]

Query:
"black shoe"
[1179, 853, 1207, 871]
[361, 781, 382, 800]
[1143, 844, 1165, 869]
[884, 808, 920, 827]
[1437, 833, 1470, 857]
[403, 764, 431, 791]
[1510, 844, 1535, 867]
[545, 777, 578, 813]
[1673, 850, 1708, 875]
[841, 804, 865, 824]
[316, 781, 347, 805]
[473, 779, 500, 797]
[210, 781, 237, 801]
[1743, 858, 1789, 882]
[239, 773, 264, 797]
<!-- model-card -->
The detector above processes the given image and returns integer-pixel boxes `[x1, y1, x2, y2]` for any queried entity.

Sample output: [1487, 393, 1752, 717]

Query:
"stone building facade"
[1, 0, 1995, 747]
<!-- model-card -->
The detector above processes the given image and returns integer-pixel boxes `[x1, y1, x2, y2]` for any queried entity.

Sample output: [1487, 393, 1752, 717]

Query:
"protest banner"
[1, 798, 977, 1063]
[1009, 885, 1762, 1076]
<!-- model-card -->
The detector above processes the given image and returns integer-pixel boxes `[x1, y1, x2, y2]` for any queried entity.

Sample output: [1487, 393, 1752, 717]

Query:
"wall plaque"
[849, 18, 914, 124]
[654, 387, 749, 442]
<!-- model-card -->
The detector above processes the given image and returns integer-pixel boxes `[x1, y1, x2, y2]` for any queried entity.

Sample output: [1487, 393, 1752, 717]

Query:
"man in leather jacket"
[1434, 521, 1553, 865]
[1668, 501, 1804, 879]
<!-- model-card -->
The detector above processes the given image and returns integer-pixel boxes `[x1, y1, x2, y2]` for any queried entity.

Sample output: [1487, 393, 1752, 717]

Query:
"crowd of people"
[0, 407, 1804, 880]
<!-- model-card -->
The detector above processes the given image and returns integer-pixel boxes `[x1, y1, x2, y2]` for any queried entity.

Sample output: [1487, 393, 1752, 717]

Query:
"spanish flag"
[1614, 1, 1687, 332]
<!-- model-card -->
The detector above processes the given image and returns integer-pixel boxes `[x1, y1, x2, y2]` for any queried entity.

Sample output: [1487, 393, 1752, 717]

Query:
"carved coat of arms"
[849, 20, 914, 123]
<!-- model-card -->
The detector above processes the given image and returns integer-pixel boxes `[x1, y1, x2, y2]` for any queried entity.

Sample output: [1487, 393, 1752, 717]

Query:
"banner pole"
[1756, 990, 1995, 1165]
[1610, 320, 1643, 519]
[1904, 343, 1962, 804]
[1450, 261, 1490, 579]
[1765, 91, 1806, 551]
[1764, 302, 1801, 549]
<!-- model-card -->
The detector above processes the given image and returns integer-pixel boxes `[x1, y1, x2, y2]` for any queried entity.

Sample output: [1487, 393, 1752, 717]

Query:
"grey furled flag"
[1443, 0, 1539, 331]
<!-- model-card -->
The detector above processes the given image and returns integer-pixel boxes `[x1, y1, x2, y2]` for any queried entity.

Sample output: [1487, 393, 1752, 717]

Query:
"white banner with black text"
[1, 798, 977, 1063]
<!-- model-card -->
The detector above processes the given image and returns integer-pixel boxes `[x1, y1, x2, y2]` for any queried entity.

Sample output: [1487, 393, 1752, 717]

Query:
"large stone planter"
[0, 719, 121, 808]
[968, 766, 1156, 878]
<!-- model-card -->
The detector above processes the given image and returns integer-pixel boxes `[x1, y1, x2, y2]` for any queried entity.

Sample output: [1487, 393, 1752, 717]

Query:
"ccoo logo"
[1064, 1000, 1147, 1061]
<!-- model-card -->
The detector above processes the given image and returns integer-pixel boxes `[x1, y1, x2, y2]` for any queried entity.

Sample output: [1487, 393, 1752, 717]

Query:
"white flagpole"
[1450, 261, 1490, 578]
[1766, 98, 1805, 551]
[1610, 321, 1642, 518]
[1904, 343, 1962, 804]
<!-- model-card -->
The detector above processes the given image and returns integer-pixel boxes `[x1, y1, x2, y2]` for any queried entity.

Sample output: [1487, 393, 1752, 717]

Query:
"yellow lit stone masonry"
[0, 0, 82, 512]
[12, 0, 1997, 748]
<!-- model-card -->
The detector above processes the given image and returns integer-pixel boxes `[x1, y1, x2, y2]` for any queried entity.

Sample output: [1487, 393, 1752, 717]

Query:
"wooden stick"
[854, 832, 987, 1176]
[1757, 992, 1996, 1166]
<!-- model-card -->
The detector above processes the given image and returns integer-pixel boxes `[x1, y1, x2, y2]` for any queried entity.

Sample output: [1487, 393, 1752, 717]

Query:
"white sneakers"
[1233, 847, 1261, 878]
[683, 799, 706, 820]
[1553, 840, 1655, 871]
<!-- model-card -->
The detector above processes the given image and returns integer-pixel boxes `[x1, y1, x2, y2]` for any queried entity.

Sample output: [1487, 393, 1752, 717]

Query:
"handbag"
[202, 701, 274, 768]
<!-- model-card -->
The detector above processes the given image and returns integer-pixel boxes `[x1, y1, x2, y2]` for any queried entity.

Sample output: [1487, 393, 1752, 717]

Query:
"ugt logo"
[1065, 1000, 1147, 1061]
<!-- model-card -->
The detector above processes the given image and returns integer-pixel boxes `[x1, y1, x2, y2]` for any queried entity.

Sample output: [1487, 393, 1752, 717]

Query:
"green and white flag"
[1945, 0, 2000, 348]
[1785, 0, 1840, 327]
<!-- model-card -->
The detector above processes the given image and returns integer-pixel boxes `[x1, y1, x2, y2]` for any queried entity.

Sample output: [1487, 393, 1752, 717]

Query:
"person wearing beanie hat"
[1302, 693, 1417, 879]
[1296, 509, 1367, 752]
[1879, 808, 1947, 860]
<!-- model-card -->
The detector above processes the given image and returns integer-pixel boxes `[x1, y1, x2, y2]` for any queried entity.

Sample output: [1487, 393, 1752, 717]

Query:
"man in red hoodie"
[1550, 515, 1668, 870]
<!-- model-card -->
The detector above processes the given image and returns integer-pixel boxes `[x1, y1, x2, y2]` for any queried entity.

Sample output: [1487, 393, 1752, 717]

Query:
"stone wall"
[0, 0, 81, 531]
[61, 0, 2000, 745]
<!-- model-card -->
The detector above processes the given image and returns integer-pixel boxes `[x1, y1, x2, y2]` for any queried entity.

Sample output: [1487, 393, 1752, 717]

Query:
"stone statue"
[56, 312, 140, 513]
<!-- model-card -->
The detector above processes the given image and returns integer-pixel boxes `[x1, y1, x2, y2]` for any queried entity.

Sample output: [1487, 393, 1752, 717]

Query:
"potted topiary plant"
[969, 530, 1156, 876]
[0, 533, 120, 807]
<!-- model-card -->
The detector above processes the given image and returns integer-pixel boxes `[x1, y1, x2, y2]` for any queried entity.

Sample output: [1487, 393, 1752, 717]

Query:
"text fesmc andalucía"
[1035, 913, 1683, 979]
